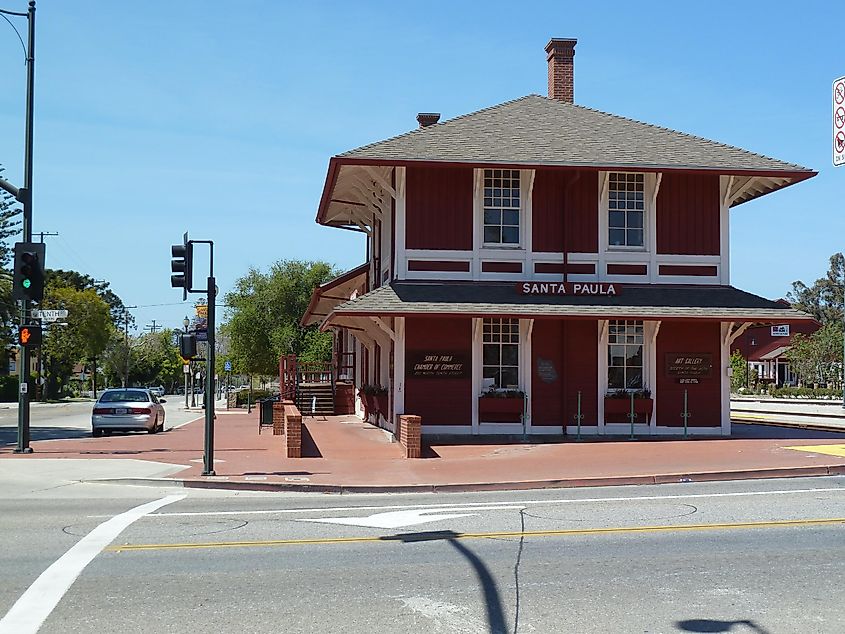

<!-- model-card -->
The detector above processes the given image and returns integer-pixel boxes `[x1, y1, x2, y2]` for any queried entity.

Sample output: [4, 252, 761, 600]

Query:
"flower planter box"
[604, 397, 653, 422]
[360, 392, 375, 418]
[373, 394, 389, 418]
[478, 396, 524, 423]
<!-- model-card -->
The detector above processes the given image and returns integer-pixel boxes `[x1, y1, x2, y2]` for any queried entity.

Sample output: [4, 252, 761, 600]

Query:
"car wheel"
[149, 416, 159, 434]
[92, 429, 102, 438]
[103, 429, 112, 437]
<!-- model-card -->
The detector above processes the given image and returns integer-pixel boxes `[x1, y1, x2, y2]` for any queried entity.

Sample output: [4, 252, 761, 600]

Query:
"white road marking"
[299, 507, 523, 529]
[131, 486, 845, 519]
[0, 494, 185, 634]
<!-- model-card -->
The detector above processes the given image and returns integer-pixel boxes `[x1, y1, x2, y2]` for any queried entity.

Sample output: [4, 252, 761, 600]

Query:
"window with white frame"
[482, 318, 519, 388]
[607, 320, 644, 390]
[483, 169, 520, 245]
[608, 172, 644, 248]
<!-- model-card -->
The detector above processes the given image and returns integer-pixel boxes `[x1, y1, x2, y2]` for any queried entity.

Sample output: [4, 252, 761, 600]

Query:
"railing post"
[628, 391, 637, 440]
[681, 389, 690, 438]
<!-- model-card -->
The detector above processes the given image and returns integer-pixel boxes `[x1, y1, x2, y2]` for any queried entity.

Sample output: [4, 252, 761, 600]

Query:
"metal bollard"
[574, 390, 584, 441]
[681, 389, 691, 438]
[628, 391, 637, 440]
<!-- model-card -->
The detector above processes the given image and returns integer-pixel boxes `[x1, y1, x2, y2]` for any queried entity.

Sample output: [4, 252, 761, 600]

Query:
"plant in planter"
[604, 387, 653, 421]
[478, 388, 525, 423]
[360, 384, 389, 418]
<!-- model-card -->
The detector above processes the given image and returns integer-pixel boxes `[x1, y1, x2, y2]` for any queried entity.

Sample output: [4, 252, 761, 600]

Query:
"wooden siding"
[404, 316, 473, 425]
[531, 320, 598, 426]
[532, 169, 598, 254]
[656, 322, 722, 426]
[405, 165, 473, 250]
[408, 260, 470, 272]
[656, 173, 720, 255]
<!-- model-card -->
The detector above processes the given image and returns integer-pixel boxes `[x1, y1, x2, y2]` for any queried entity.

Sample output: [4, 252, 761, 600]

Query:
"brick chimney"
[545, 38, 577, 103]
[417, 112, 440, 128]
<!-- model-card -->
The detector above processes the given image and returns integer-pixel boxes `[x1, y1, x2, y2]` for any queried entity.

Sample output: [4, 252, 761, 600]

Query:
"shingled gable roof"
[317, 95, 815, 226]
[339, 94, 810, 174]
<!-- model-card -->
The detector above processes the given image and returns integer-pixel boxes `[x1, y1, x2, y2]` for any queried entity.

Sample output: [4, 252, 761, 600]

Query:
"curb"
[84, 464, 845, 494]
[731, 417, 845, 433]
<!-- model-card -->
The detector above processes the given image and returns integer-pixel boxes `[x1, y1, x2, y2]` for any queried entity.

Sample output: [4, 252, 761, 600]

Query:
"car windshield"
[99, 390, 150, 403]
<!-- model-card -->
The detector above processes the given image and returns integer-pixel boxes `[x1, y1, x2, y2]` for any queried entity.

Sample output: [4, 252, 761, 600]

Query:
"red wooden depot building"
[302, 38, 816, 438]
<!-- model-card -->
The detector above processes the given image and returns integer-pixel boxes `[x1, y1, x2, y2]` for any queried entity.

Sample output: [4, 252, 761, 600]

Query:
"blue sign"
[224, 360, 232, 372]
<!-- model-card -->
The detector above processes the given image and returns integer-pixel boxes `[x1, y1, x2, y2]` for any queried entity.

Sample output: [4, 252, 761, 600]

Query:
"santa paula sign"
[518, 282, 620, 296]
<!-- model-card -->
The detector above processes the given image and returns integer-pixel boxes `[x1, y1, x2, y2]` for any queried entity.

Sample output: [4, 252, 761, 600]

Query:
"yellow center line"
[105, 517, 845, 552]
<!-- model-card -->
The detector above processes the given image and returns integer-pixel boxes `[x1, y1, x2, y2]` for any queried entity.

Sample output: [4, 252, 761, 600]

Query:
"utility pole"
[144, 320, 161, 334]
[36, 230, 56, 243]
[123, 305, 136, 387]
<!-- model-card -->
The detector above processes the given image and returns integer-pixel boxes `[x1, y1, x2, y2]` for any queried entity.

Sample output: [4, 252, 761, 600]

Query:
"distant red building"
[730, 302, 821, 386]
[302, 38, 816, 437]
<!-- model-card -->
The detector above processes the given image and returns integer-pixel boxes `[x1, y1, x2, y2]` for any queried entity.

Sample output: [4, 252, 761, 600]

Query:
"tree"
[41, 287, 112, 399]
[0, 165, 22, 374]
[223, 260, 337, 376]
[786, 323, 843, 388]
[729, 350, 748, 392]
[788, 253, 845, 325]
[45, 269, 132, 329]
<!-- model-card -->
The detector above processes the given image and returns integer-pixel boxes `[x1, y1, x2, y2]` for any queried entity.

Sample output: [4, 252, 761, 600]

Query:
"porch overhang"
[321, 281, 814, 328]
[301, 263, 368, 327]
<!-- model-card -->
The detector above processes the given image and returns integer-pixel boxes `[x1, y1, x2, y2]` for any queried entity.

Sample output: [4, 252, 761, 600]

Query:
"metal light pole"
[0, 1, 37, 453]
[183, 316, 190, 408]
[123, 305, 136, 387]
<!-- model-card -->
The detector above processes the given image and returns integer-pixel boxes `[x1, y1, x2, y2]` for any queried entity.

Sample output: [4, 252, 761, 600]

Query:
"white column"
[597, 320, 608, 434]
[519, 319, 534, 431]
[394, 167, 406, 280]
[393, 318, 405, 427]
[720, 322, 731, 436]
[719, 176, 731, 285]
[471, 318, 482, 433]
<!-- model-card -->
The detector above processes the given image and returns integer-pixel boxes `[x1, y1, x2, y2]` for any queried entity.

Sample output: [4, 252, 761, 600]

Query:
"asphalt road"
[1, 476, 843, 633]
[0, 397, 205, 446]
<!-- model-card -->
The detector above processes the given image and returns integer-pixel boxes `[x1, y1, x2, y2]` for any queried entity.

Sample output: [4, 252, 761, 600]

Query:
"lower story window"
[482, 318, 519, 389]
[608, 320, 643, 390]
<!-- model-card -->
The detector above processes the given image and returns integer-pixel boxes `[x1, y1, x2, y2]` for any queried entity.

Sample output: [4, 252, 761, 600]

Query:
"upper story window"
[608, 172, 644, 248]
[483, 169, 520, 246]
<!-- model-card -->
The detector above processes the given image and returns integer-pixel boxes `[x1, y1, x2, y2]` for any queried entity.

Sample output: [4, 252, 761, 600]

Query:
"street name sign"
[834, 75, 845, 167]
[31, 309, 68, 322]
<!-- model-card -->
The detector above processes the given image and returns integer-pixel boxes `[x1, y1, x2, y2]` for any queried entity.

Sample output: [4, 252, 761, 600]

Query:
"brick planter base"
[398, 414, 422, 459]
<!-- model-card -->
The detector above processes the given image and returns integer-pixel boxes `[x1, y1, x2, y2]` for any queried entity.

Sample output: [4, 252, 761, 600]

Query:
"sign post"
[837, 76, 845, 408]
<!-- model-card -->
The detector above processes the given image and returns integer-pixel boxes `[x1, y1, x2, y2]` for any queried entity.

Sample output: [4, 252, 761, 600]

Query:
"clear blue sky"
[0, 0, 843, 333]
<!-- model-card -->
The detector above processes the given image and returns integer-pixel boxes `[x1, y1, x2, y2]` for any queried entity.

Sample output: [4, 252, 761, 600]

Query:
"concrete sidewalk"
[2, 410, 845, 492]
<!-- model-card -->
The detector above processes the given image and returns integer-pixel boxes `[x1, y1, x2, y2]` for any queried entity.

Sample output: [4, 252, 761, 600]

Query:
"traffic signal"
[17, 324, 42, 347]
[12, 242, 46, 302]
[170, 232, 193, 300]
[180, 333, 197, 360]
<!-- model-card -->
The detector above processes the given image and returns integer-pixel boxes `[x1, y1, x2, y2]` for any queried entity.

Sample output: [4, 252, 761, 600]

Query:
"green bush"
[0, 375, 18, 402]
[236, 389, 272, 406]
[766, 386, 842, 399]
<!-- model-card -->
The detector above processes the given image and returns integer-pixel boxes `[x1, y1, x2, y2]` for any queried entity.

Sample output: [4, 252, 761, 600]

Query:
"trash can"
[259, 398, 275, 425]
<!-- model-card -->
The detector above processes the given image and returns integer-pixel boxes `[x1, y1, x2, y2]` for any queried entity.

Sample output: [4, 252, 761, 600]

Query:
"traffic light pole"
[204, 272, 216, 476]
[11, 1, 36, 454]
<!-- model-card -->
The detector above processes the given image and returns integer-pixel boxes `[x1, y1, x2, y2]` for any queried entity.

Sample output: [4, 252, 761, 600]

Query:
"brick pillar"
[399, 414, 422, 459]
[545, 38, 577, 103]
[285, 404, 302, 458]
[272, 402, 285, 435]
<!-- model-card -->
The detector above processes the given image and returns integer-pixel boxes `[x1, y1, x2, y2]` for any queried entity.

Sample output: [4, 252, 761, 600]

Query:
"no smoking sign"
[835, 77, 845, 166]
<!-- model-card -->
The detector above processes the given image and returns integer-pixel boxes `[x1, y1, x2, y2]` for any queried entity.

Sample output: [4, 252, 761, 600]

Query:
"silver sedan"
[92, 388, 166, 437]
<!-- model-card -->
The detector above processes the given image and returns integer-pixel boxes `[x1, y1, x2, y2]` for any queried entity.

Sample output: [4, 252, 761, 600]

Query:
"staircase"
[296, 382, 335, 416]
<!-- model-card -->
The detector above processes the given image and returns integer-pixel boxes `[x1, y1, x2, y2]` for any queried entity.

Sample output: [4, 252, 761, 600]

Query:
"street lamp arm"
[0, 176, 26, 203]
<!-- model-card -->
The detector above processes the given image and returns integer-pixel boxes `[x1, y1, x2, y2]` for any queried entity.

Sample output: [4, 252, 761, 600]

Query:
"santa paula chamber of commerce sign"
[408, 352, 469, 378]
[517, 282, 621, 296]
[665, 353, 712, 384]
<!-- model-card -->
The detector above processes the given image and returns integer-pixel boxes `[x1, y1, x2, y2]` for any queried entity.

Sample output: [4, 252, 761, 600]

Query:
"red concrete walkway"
[3, 410, 845, 492]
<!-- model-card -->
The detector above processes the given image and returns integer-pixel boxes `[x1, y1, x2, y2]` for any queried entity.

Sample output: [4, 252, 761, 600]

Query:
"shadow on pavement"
[384, 530, 508, 634]
[301, 426, 323, 458]
[0, 425, 90, 446]
[677, 618, 771, 634]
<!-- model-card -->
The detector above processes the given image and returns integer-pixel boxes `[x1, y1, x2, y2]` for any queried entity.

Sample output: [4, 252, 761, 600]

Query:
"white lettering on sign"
[519, 282, 618, 296]
[771, 325, 790, 337]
